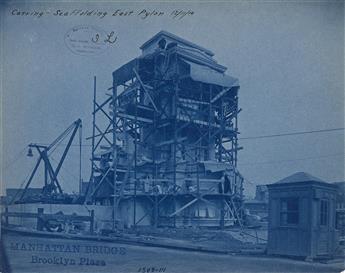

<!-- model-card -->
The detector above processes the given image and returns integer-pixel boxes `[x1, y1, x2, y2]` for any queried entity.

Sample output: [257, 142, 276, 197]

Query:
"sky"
[1, 1, 344, 197]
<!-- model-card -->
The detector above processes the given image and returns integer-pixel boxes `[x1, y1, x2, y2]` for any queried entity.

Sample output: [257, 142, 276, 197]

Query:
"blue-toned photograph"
[0, 1, 344, 273]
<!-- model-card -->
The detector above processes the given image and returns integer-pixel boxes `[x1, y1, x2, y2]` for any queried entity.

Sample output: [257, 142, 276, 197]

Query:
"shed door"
[317, 199, 331, 255]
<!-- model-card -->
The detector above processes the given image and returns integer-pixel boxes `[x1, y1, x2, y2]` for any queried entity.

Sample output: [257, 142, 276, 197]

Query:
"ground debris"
[125, 226, 266, 253]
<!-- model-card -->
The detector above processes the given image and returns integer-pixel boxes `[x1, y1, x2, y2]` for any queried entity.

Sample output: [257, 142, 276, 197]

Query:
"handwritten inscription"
[138, 266, 167, 273]
[10, 8, 194, 20]
[64, 25, 117, 56]
[92, 31, 117, 44]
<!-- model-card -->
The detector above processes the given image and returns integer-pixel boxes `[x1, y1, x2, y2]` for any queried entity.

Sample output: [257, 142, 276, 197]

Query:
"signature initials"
[92, 31, 117, 44]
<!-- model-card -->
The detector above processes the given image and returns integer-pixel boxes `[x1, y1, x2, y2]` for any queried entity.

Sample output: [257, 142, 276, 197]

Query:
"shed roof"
[267, 172, 338, 191]
[275, 172, 325, 184]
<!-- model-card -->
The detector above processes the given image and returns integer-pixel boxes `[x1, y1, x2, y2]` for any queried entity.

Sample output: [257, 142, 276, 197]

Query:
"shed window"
[320, 199, 329, 226]
[280, 198, 299, 225]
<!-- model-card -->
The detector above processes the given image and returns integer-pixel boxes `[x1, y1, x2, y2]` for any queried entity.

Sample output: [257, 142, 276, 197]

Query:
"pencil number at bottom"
[137, 266, 166, 273]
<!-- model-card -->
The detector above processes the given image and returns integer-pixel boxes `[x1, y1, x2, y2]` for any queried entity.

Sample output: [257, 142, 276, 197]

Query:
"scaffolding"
[85, 31, 244, 229]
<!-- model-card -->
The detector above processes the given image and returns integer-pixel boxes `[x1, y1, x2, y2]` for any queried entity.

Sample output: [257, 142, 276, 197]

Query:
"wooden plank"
[169, 198, 198, 217]
[117, 112, 153, 123]
[179, 98, 209, 105]
[2, 212, 38, 218]
[137, 104, 154, 111]
[133, 68, 158, 112]
[2, 212, 92, 222]
[185, 178, 223, 183]
[157, 122, 171, 128]
[211, 87, 231, 104]
[42, 215, 91, 221]
[155, 137, 187, 147]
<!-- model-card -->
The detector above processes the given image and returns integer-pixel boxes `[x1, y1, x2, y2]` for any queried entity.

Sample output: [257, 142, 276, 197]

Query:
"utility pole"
[90, 76, 97, 203]
[79, 122, 82, 194]
[112, 78, 118, 230]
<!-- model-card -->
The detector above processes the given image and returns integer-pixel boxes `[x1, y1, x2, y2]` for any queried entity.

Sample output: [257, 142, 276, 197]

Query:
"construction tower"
[86, 31, 244, 229]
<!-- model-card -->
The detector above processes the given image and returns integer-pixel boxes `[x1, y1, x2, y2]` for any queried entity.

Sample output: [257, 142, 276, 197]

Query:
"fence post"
[37, 208, 44, 231]
[5, 206, 9, 226]
[90, 210, 94, 233]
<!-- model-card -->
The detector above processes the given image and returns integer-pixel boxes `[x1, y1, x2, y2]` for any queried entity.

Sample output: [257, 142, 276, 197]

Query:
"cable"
[37, 143, 92, 147]
[3, 146, 28, 170]
[50, 156, 80, 183]
[8, 160, 42, 204]
[242, 177, 256, 186]
[239, 127, 344, 140]
[35, 127, 345, 146]
[238, 152, 344, 166]
[38, 127, 345, 145]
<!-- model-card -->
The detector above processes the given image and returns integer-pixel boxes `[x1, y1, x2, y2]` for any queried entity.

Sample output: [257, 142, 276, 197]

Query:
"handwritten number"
[138, 267, 166, 273]
[92, 33, 99, 43]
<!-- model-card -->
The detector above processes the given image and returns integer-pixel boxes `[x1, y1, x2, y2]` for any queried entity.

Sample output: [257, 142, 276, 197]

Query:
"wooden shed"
[267, 172, 337, 259]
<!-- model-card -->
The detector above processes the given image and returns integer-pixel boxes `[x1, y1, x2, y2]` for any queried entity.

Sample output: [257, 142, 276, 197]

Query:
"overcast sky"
[1, 1, 344, 197]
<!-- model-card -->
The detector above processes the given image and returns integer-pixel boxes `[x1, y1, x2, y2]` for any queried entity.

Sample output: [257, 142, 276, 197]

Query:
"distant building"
[5, 188, 42, 204]
[0, 195, 6, 205]
[255, 185, 268, 202]
[244, 199, 268, 219]
[267, 172, 337, 260]
[244, 185, 268, 218]
[80, 182, 89, 195]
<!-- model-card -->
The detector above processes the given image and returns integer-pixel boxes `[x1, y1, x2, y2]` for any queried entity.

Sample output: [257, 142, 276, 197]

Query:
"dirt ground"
[2, 234, 343, 273]
[126, 226, 267, 252]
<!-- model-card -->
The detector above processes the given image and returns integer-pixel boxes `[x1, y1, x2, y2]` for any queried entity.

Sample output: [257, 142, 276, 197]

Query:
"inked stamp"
[64, 25, 117, 56]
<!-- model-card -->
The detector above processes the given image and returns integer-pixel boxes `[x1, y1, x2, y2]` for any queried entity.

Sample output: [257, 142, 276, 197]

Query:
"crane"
[12, 119, 82, 204]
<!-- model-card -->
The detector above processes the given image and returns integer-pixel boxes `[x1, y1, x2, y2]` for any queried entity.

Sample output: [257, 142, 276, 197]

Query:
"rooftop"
[140, 30, 214, 56]
[275, 172, 325, 184]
